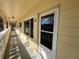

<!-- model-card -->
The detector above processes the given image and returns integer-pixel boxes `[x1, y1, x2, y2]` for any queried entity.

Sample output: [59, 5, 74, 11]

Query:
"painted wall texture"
[20, 0, 79, 59]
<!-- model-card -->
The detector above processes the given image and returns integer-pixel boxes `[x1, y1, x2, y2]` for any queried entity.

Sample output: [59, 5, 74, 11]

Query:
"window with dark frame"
[24, 18, 33, 38]
[0, 17, 4, 32]
[24, 20, 29, 35]
[6, 22, 8, 28]
[19, 22, 22, 27]
[30, 18, 33, 38]
[40, 13, 54, 50]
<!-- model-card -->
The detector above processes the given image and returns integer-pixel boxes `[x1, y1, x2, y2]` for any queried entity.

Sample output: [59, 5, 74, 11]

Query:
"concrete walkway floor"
[3, 30, 31, 59]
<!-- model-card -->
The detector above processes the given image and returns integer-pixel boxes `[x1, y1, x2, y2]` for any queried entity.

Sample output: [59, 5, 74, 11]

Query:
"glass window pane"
[24, 20, 29, 35]
[6, 22, 8, 28]
[24, 18, 33, 38]
[19, 23, 22, 27]
[0, 17, 3, 32]
[30, 18, 33, 38]
[41, 32, 53, 50]
[41, 13, 54, 32]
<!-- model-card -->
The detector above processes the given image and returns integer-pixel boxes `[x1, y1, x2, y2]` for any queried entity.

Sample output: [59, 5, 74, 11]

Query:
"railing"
[15, 29, 47, 59]
[0, 27, 11, 59]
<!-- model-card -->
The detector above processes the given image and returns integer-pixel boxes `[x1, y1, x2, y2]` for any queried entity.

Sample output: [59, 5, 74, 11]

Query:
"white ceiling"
[0, 0, 40, 22]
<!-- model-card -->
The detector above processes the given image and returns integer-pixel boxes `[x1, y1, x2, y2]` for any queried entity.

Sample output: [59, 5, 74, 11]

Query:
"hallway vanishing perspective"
[0, 0, 79, 59]
[1, 27, 44, 59]
[4, 30, 21, 59]
[4, 29, 32, 59]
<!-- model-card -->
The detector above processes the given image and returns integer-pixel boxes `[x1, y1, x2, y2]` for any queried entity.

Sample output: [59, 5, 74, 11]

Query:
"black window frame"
[0, 17, 4, 32]
[24, 18, 34, 38]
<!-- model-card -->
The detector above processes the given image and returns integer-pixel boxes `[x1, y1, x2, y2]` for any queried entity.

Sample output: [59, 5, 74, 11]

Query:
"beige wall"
[21, 0, 79, 59]
[57, 0, 79, 59]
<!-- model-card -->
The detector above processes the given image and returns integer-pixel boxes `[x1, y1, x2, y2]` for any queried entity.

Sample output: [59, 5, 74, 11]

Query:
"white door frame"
[39, 8, 59, 59]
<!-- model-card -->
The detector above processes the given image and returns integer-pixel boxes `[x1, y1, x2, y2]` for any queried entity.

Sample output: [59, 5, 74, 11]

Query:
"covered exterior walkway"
[0, 0, 79, 59]
[0, 27, 45, 59]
